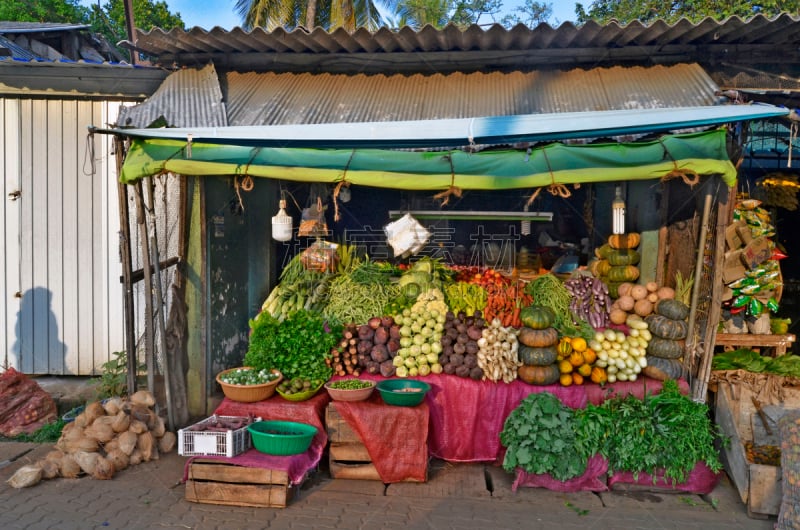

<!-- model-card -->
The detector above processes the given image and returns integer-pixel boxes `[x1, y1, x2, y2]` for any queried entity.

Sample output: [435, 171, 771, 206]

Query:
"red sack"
[0, 368, 58, 437]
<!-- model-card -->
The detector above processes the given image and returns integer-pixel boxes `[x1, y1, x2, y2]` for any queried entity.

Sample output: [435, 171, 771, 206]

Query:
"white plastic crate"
[178, 415, 259, 457]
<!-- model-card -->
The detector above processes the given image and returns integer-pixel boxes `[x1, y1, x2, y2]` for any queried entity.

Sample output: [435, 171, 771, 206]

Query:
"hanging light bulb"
[612, 185, 626, 235]
[272, 198, 293, 241]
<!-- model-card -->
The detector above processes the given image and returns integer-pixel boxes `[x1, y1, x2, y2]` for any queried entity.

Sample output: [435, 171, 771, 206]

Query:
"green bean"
[328, 379, 373, 390]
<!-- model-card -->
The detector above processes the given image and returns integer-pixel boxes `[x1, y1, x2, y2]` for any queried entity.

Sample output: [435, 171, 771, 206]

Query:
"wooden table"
[714, 333, 796, 356]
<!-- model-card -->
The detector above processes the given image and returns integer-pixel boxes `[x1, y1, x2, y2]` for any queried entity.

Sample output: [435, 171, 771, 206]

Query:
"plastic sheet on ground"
[584, 377, 690, 406]
[512, 454, 609, 492]
[332, 394, 428, 483]
[181, 392, 330, 485]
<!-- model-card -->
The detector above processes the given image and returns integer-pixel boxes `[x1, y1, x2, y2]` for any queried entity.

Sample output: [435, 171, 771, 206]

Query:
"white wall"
[2, 98, 128, 375]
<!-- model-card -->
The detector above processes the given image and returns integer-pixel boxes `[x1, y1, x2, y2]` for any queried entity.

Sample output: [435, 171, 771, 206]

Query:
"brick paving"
[0, 442, 777, 530]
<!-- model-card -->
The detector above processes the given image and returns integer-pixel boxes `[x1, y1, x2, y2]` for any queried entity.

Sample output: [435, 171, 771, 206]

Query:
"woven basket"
[216, 367, 282, 403]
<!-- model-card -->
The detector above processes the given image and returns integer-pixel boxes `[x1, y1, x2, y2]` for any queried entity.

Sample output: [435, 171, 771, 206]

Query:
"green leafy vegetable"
[575, 380, 724, 484]
[500, 392, 591, 481]
[244, 309, 341, 381]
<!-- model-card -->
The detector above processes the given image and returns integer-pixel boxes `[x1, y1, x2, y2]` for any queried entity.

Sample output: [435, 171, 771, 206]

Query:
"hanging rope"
[789, 121, 798, 168]
[231, 148, 261, 212]
[658, 138, 700, 187]
[525, 147, 571, 208]
[432, 153, 463, 206]
[83, 130, 97, 176]
[333, 149, 356, 222]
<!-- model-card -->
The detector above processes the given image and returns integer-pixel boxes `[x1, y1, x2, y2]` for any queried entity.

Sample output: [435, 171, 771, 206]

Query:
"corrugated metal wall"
[2, 98, 128, 375]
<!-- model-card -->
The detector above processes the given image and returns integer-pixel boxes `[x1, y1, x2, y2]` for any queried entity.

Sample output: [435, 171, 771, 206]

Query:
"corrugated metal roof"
[0, 34, 37, 61]
[129, 15, 800, 74]
[117, 63, 225, 127]
[0, 22, 90, 33]
[223, 63, 720, 126]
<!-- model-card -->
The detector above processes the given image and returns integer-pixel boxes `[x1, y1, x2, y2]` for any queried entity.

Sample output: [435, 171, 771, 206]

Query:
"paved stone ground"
[0, 442, 777, 530]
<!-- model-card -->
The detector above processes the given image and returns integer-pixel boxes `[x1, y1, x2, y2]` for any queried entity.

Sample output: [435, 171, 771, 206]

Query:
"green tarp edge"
[120, 127, 737, 189]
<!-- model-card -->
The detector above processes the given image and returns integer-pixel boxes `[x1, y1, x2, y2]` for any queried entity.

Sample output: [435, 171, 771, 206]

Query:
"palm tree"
[235, 0, 390, 31]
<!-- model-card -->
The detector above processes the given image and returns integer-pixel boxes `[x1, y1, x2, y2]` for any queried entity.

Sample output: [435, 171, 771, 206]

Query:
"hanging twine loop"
[333, 149, 356, 222]
[433, 154, 463, 206]
[525, 147, 572, 207]
[232, 148, 260, 212]
[659, 138, 700, 187]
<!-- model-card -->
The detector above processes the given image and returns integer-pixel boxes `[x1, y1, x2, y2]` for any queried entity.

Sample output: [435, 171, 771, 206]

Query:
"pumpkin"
[568, 351, 585, 367]
[595, 243, 614, 259]
[645, 314, 688, 340]
[606, 281, 624, 298]
[519, 345, 558, 366]
[556, 337, 573, 356]
[519, 305, 555, 330]
[646, 337, 685, 359]
[571, 373, 585, 385]
[596, 259, 612, 277]
[642, 356, 685, 381]
[655, 299, 690, 321]
[607, 265, 640, 282]
[518, 327, 559, 348]
[517, 364, 560, 386]
[577, 363, 592, 377]
[607, 249, 641, 266]
[608, 232, 640, 249]
[582, 348, 597, 365]
[590, 366, 608, 384]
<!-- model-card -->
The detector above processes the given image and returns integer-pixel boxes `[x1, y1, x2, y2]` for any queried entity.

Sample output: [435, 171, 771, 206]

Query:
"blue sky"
[80, 1, 578, 30]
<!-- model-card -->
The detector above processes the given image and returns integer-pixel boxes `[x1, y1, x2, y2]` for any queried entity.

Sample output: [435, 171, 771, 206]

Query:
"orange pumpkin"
[572, 373, 584, 385]
[568, 351, 585, 367]
[570, 337, 587, 353]
[590, 366, 608, 385]
[577, 363, 592, 377]
[556, 338, 573, 356]
[608, 232, 641, 249]
[582, 348, 597, 365]
[559, 373, 573, 387]
[558, 359, 573, 374]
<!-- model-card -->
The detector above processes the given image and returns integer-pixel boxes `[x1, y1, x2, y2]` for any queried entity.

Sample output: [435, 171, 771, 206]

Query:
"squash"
[608, 249, 641, 266]
[568, 351, 585, 367]
[646, 337, 685, 359]
[655, 299, 690, 320]
[596, 259, 612, 277]
[519, 305, 555, 330]
[642, 356, 685, 381]
[607, 265, 640, 282]
[518, 327, 559, 348]
[645, 314, 688, 340]
[556, 337, 573, 356]
[608, 232, 640, 250]
[517, 364, 560, 385]
[595, 243, 614, 259]
[590, 365, 608, 384]
[519, 345, 558, 366]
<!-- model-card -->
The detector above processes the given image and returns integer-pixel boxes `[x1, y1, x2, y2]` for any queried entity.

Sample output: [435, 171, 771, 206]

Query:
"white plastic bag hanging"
[384, 213, 430, 258]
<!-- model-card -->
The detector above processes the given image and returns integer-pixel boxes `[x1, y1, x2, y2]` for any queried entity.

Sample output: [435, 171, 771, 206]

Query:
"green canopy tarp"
[120, 127, 736, 189]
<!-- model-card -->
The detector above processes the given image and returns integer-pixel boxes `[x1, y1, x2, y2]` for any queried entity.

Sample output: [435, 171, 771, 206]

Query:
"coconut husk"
[150, 415, 166, 438]
[72, 412, 88, 429]
[6, 465, 42, 488]
[106, 449, 130, 472]
[102, 397, 123, 416]
[74, 450, 102, 476]
[58, 453, 82, 478]
[130, 390, 155, 407]
[58, 426, 99, 454]
[128, 419, 147, 434]
[129, 448, 143, 466]
[111, 411, 130, 433]
[137, 431, 155, 461]
[84, 417, 115, 443]
[117, 431, 138, 455]
[45, 449, 65, 462]
[84, 401, 106, 424]
[130, 404, 153, 426]
[36, 459, 59, 480]
[91, 456, 115, 480]
[158, 431, 176, 454]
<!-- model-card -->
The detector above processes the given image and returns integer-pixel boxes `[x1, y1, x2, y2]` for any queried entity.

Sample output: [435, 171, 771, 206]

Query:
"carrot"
[511, 306, 521, 327]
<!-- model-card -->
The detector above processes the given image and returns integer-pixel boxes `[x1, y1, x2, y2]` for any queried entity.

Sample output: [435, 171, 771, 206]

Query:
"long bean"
[323, 275, 399, 325]
[525, 273, 592, 337]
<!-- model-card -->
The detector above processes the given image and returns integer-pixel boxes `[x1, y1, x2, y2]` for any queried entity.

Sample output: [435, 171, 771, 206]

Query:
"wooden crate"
[326, 403, 426, 482]
[715, 382, 781, 518]
[185, 459, 295, 508]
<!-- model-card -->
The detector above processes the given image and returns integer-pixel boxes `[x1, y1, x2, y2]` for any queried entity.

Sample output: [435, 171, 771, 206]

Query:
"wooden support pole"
[134, 181, 155, 395]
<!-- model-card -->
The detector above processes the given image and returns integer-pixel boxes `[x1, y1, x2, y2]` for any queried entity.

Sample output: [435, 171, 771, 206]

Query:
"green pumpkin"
[655, 299, 690, 321]
[518, 345, 558, 366]
[608, 249, 641, 266]
[519, 305, 555, 330]
[646, 337, 684, 359]
[518, 364, 560, 385]
[645, 314, 688, 340]
[643, 356, 685, 381]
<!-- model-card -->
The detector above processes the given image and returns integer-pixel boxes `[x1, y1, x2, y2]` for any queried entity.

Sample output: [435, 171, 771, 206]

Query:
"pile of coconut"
[7, 390, 176, 488]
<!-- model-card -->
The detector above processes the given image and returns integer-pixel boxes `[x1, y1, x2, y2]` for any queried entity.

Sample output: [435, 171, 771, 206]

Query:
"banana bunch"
[760, 173, 800, 211]
[444, 282, 488, 317]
